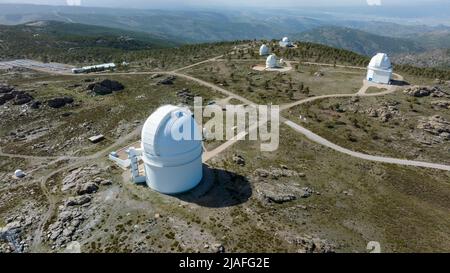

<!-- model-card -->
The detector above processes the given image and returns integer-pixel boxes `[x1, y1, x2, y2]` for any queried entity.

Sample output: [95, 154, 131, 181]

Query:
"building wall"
[143, 155, 203, 194]
[367, 69, 392, 84]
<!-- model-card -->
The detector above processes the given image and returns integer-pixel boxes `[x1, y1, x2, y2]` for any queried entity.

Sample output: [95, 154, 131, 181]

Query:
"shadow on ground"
[175, 164, 252, 208]
[391, 79, 409, 86]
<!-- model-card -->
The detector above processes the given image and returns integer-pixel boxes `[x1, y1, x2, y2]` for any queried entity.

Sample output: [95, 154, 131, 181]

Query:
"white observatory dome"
[140, 105, 203, 194]
[259, 44, 270, 56]
[282, 37, 290, 43]
[14, 169, 25, 178]
[266, 54, 278, 68]
[368, 53, 392, 70]
[367, 53, 393, 84]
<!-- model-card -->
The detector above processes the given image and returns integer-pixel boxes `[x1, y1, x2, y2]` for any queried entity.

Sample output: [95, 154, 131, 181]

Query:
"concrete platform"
[252, 64, 293, 72]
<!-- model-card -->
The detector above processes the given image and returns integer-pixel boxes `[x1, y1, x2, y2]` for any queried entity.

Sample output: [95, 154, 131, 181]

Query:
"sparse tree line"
[1, 34, 449, 80]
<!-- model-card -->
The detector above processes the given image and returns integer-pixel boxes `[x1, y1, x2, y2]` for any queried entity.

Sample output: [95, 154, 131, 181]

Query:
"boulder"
[65, 195, 91, 207]
[404, 86, 449, 98]
[30, 101, 42, 109]
[232, 154, 246, 166]
[76, 182, 99, 195]
[92, 83, 112, 95]
[300, 187, 313, 198]
[264, 192, 296, 204]
[13, 92, 33, 105]
[0, 84, 14, 94]
[89, 79, 124, 95]
[295, 235, 335, 253]
[158, 76, 176, 85]
[254, 182, 299, 204]
[431, 100, 450, 109]
[212, 243, 225, 253]
[98, 79, 124, 92]
[0, 93, 15, 105]
[417, 115, 450, 140]
[47, 97, 74, 108]
[366, 102, 399, 122]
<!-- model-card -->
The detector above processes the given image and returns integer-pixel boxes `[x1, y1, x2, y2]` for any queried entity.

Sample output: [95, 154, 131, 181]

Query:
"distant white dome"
[266, 54, 278, 68]
[368, 53, 392, 70]
[259, 44, 270, 56]
[140, 105, 203, 194]
[14, 169, 25, 178]
[279, 37, 293, 48]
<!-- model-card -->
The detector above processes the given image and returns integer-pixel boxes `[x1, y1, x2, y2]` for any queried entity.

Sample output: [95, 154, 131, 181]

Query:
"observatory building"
[127, 105, 203, 195]
[259, 44, 270, 56]
[266, 54, 280, 69]
[71, 63, 116, 74]
[279, 37, 293, 48]
[367, 53, 393, 84]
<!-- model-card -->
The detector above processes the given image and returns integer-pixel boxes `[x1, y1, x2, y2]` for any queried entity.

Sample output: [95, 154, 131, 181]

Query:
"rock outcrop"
[87, 79, 124, 95]
[403, 86, 449, 98]
[366, 101, 399, 122]
[417, 115, 450, 141]
[0, 86, 34, 106]
[431, 100, 450, 109]
[47, 97, 74, 109]
[294, 235, 335, 253]
[157, 76, 176, 85]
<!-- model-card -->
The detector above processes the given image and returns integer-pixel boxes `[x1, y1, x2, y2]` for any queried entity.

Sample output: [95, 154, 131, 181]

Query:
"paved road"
[284, 119, 450, 171]
[172, 72, 255, 106]
[174, 60, 449, 172]
[2, 54, 449, 172]
[4, 51, 450, 251]
[171, 55, 224, 73]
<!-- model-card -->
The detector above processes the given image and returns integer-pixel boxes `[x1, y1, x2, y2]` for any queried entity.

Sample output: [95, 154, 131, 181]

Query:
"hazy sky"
[0, 0, 447, 8]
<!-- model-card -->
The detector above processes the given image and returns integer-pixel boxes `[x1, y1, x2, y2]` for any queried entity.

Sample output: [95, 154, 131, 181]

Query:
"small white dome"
[140, 105, 203, 194]
[368, 53, 392, 70]
[266, 54, 278, 68]
[282, 37, 290, 43]
[14, 169, 25, 178]
[259, 44, 269, 56]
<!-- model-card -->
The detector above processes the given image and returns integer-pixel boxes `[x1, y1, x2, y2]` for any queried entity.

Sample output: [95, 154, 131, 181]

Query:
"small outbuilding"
[259, 44, 270, 56]
[367, 53, 393, 84]
[88, 134, 105, 143]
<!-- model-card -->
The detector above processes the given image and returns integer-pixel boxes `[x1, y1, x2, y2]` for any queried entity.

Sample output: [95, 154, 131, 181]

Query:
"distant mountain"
[292, 26, 424, 56]
[0, 21, 177, 60]
[392, 49, 450, 69]
[405, 31, 450, 50]
[341, 20, 450, 38]
[0, 4, 324, 43]
[0, 3, 449, 47]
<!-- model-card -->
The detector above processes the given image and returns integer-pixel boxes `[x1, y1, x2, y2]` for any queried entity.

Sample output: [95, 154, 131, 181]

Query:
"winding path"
[3, 53, 448, 172]
[283, 119, 450, 171]
[4, 49, 450, 251]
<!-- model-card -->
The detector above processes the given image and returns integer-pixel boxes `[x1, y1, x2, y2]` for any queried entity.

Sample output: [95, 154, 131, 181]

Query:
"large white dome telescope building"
[266, 54, 279, 68]
[259, 44, 270, 56]
[127, 105, 203, 194]
[279, 37, 293, 47]
[367, 53, 393, 84]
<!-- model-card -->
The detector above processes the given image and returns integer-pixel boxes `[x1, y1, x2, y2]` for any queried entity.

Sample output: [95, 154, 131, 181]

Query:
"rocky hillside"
[292, 26, 424, 56]
[0, 21, 177, 62]
[393, 49, 450, 69]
